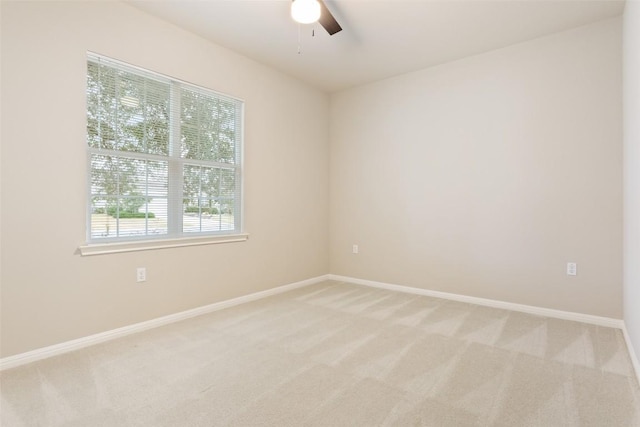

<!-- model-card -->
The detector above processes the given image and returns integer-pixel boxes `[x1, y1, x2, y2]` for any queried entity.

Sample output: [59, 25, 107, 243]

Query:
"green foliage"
[180, 89, 238, 211]
[93, 205, 155, 218]
[180, 89, 236, 164]
[87, 62, 169, 216]
[106, 206, 155, 219]
[184, 206, 219, 215]
[109, 211, 155, 219]
[87, 62, 170, 154]
[88, 60, 238, 230]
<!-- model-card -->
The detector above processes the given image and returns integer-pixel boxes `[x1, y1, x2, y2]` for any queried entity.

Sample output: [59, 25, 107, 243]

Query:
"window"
[86, 54, 243, 243]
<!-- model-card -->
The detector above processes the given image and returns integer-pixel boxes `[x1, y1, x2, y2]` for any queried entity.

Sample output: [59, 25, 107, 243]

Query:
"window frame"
[83, 53, 245, 252]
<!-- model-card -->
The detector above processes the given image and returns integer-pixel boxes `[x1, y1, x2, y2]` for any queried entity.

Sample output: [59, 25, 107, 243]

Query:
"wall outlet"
[352, 244, 359, 254]
[567, 262, 577, 276]
[137, 267, 147, 282]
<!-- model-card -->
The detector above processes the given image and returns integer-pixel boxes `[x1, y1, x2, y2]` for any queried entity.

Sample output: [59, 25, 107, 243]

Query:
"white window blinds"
[86, 53, 243, 242]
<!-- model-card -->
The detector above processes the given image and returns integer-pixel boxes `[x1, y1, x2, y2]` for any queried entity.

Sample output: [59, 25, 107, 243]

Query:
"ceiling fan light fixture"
[291, 0, 321, 24]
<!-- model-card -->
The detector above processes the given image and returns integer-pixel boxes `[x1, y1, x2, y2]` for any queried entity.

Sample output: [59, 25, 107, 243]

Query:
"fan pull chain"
[298, 24, 302, 54]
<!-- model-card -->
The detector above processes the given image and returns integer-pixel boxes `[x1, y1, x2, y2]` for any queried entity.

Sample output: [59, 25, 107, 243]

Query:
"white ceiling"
[129, 0, 624, 92]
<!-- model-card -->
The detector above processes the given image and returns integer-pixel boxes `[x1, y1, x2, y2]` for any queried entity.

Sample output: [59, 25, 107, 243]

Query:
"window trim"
[78, 233, 249, 256]
[84, 52, 245, 247]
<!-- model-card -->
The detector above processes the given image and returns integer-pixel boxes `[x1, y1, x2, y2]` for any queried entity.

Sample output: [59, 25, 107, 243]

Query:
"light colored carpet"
[1, 280, 639, 426]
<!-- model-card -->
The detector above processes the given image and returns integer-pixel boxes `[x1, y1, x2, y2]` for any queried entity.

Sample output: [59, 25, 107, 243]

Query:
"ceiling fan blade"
[318, 0, 342, 35]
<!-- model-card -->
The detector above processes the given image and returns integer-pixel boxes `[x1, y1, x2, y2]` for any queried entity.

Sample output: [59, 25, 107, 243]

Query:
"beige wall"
[624, 1, 640, 361]
[0, 1, 329, 357]
[329, 18, 623, 318]
[0, 2, 626, 359]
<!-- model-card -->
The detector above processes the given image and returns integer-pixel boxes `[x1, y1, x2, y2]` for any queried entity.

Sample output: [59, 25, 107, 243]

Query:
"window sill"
[78, 233, 249, 256]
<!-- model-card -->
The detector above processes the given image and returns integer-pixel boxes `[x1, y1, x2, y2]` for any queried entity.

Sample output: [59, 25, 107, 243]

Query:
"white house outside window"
[86, 53, 243, 243]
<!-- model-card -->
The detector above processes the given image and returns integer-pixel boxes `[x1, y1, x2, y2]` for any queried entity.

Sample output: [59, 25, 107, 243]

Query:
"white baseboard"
[0, 274, 329, 371]
[622, 325, 640, 386]
[2, 273, 630, 373]
[328, 274, 624, 329]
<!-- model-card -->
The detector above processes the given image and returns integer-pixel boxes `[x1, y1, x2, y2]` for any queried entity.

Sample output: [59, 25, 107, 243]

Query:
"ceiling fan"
[291, 0, 342, 35]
